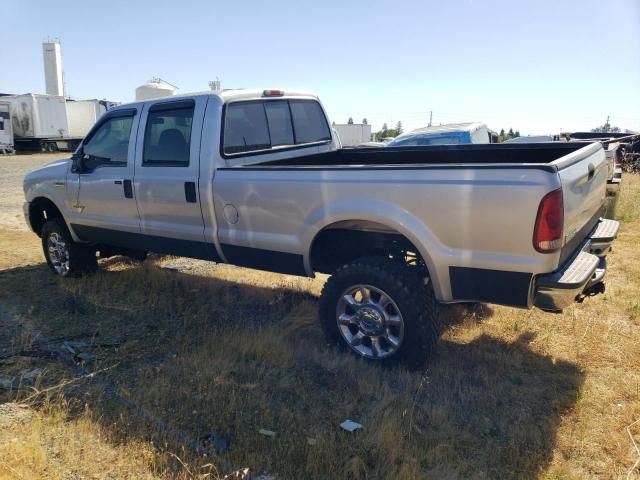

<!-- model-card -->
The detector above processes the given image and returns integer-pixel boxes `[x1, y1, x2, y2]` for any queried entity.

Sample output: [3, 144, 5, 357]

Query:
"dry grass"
[0, 154, 639, 479]
[0, 400, 159, 480]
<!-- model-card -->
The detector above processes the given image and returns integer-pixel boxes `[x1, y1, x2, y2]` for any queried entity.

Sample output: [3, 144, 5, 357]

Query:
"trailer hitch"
[577, 281, 606, 303]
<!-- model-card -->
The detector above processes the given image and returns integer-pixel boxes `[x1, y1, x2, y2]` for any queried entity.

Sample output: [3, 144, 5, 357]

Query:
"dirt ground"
[0, 153, 64, 231]
[0, 154, 639, 479]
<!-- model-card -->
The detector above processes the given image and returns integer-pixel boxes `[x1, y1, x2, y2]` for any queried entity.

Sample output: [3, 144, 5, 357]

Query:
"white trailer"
[66, 100, 108, 138]
[7, 93, 81, 152]
[333, 123, 373, 147]
[0, 102, 15, 154]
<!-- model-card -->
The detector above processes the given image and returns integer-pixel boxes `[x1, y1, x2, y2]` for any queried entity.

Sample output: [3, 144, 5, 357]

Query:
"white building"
[333, 123, 372, 147]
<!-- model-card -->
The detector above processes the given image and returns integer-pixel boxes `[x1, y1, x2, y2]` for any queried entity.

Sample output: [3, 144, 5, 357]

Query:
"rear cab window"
[223, 98, 331, 156]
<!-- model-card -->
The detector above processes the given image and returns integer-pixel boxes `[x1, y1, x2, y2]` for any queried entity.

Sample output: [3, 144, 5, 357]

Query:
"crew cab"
[23, 89, 619, 365]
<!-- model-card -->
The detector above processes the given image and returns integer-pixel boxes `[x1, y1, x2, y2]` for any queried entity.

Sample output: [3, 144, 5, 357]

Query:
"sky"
[3, 0, 640, 135]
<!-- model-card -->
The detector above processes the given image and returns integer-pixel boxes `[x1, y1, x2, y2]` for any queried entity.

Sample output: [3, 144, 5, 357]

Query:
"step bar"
[534, 218, 619, 311]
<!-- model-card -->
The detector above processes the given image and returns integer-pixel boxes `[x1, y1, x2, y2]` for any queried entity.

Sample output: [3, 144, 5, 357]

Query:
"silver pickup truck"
[23, 89, 619, 365]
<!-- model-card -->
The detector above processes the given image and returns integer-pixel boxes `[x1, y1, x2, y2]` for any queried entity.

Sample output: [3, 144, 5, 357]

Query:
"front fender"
[23, 158, 76, 236]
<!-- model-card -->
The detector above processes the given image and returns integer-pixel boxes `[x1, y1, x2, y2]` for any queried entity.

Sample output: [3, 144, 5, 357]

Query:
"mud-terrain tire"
[319, 256, 440, 367]
[41, 219, 97, 277]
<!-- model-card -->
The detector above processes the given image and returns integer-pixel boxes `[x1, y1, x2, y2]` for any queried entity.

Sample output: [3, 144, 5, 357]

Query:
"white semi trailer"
[0, 101, 15, 154]
[7, 94, 113, 152]
[66, 100, 113, 139]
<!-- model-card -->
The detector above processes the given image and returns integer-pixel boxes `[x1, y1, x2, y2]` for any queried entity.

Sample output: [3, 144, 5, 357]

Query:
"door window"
[143, 102, 194, 166]
[83, 115, 133, 167]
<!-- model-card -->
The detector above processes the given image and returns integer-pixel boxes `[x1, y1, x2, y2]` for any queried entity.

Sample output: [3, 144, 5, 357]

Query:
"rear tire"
[41, 219, 97, 277]
[319, 256, 440, 367]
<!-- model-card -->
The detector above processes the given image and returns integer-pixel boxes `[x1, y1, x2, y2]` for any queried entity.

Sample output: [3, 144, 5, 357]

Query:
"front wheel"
[319, 257, 440, 366]
[41, 219, 97, 277]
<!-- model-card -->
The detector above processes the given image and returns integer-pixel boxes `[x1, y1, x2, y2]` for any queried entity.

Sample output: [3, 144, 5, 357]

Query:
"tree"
[362, 118, 368, 125]
[374, 122, 395, 142]
[396, 121, 403, 135]
[497, 127, 522, 143]
[347, 117, 354, 125]
[591, 123, 620, 133]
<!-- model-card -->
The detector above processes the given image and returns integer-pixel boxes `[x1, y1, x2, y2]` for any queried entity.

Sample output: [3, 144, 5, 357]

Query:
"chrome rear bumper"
[534, 218, 619, 312]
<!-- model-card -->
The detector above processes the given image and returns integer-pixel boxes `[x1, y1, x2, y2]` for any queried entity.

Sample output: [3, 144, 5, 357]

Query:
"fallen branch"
[17, 364, 118, 405]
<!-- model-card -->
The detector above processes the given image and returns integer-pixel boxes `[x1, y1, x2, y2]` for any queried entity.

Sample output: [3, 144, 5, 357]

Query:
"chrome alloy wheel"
[336, 284, 405, 359]
[47, 232, 70, 276]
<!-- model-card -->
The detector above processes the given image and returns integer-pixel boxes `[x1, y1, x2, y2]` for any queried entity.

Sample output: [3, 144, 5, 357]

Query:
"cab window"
[223, 99, 331, 156]
[223, 102, 270, 154]
[83, 115, 134, 167]
[143, 101, 194, 166]
[289, 100, 331, 145]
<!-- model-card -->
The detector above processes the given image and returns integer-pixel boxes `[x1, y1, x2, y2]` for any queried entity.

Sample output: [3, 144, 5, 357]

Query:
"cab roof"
[112, 89, 319, 111]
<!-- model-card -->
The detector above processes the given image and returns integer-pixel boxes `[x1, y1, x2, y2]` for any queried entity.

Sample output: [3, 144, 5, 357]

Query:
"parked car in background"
[387, 122, 492, 147]
[503, 135, 559, 144]
[23, 89, 618, 365]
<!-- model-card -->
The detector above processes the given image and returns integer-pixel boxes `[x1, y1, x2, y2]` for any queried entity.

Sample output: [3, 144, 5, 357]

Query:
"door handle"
[123, 179, 133, 199]
[184, 182, 197, 203]
[587, 163, 595, 180]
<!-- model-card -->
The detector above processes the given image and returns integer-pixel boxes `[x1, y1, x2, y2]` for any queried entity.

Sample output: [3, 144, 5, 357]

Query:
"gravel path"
[0, 153, 64, 230]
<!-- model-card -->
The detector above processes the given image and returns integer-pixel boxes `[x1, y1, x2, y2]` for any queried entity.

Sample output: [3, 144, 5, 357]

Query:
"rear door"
[133, 97, 210, 257]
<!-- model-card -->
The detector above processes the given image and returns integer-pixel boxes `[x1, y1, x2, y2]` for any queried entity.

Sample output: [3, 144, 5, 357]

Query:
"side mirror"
[71, 148, 85, 174]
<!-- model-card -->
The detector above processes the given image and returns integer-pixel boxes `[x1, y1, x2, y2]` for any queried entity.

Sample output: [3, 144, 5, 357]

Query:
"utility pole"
[428, 111, 433, 127]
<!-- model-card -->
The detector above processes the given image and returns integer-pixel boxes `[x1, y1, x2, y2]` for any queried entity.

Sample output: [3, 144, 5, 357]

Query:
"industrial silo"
[135, 78, 176, 101]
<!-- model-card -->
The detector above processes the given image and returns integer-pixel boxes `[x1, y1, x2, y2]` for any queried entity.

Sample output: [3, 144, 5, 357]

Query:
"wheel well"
[29, 197, 64, 237]
[310, 221, 425, 274]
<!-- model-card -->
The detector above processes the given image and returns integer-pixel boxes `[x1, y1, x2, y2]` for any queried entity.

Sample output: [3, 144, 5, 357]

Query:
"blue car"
[387, 122, 491, 146]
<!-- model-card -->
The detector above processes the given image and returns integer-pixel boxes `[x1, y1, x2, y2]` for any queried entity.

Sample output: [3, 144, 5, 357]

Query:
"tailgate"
[555, 143, 607, 263]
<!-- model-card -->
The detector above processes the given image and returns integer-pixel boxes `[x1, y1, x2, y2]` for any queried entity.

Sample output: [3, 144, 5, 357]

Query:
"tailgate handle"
[587, 163, 595, 180]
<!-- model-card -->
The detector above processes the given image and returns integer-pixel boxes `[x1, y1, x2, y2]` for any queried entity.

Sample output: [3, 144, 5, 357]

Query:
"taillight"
[533, 188, 564, 253]
[263, 89, 284, 97]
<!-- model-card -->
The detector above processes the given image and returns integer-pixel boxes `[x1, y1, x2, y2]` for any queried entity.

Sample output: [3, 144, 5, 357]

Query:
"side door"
[133, 97, 211, 258]
[70, 108, 141, 238]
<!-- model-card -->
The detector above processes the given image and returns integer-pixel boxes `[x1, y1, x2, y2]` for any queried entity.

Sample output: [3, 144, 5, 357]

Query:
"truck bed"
[255, 142, 594, 168]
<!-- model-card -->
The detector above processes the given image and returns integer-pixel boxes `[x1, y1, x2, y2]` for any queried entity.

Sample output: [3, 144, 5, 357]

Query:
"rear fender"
[303, 198, 449, 301]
